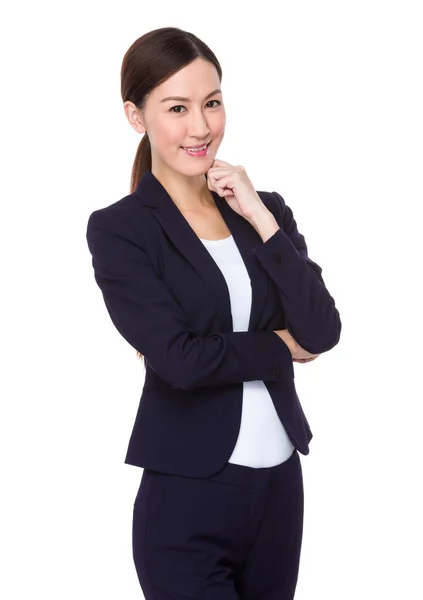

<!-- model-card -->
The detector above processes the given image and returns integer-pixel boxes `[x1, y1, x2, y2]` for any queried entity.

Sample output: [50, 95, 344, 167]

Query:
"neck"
[151, 164, 216, 211]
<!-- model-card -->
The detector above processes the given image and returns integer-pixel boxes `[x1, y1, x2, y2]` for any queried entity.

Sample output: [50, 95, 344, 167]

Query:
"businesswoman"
[86, 27, 341, 600]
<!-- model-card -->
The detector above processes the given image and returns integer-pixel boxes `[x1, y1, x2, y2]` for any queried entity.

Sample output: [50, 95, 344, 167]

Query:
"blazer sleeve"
[86, 209, 294, 392]
[252, 191, 342, 354]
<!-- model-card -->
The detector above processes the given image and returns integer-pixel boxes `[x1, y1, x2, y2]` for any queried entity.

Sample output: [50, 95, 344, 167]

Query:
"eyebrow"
[160, 88, 222, 103]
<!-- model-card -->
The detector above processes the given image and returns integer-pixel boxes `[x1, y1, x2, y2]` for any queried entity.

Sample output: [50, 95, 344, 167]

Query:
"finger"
[211, 159, 232, 167]
[210, 174, 234, 197]
[208, 167, 233, 176]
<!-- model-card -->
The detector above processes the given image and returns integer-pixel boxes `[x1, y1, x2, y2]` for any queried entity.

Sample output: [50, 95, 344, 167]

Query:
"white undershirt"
[199, 234, 295, 467]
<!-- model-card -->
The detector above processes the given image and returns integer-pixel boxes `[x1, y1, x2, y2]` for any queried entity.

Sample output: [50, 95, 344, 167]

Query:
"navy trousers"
[132, 448, 304, 599]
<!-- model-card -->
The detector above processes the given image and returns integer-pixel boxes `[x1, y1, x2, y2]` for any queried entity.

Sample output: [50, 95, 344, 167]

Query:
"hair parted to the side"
[120, 27, 223, 364]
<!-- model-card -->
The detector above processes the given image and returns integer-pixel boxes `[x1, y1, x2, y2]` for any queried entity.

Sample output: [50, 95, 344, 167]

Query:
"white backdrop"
[2, 1, 422, 598]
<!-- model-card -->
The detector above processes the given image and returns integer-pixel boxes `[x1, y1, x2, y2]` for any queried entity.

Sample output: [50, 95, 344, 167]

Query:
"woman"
[86, 27, 341, 600]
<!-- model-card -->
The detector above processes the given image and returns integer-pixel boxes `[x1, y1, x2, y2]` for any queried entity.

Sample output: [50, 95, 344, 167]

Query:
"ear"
[123, 101, 146, 135]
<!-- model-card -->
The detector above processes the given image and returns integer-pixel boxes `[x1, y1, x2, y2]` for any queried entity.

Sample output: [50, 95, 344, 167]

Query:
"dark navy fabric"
[86, 169, 341, 477]
[133, 448, 304, 599]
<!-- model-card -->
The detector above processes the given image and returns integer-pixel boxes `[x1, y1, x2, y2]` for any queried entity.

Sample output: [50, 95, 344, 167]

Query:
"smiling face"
[124, 58, 226, 180]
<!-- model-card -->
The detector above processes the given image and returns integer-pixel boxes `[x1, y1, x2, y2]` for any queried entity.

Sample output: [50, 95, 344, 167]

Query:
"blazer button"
[273, 368, 282, 378]
[273, 254, 283, 263]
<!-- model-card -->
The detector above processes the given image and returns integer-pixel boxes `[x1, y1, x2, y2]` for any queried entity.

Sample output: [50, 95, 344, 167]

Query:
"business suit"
[86, 168, 341, 598]
[86, 168, 341, 478]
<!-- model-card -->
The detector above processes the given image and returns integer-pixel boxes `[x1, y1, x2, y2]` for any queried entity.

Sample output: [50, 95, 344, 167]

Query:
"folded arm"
[251, 191, 342, 354]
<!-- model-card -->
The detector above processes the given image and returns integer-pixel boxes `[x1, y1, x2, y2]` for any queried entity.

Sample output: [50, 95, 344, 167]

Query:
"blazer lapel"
[134, 169, 270, 333]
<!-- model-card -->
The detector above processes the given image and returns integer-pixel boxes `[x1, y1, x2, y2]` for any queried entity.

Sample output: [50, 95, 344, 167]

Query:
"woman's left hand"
[206, 159, 267, 222]
[207, 160, 320, 365]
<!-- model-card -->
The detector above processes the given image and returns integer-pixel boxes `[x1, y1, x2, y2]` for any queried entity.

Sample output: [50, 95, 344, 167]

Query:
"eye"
[207, 100, 221, 108]
[169, 100, 222, 113]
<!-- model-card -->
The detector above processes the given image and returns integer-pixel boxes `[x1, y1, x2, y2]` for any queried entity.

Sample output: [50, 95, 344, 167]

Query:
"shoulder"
[87, 192, 139, 227]
[86, 192, 155, 245]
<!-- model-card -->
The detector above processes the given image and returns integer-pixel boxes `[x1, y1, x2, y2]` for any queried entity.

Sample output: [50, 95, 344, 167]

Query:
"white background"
[2, 1, 422, 598]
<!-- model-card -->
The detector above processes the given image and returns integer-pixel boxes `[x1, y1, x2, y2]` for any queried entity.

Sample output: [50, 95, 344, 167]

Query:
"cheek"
[212, 114, 226, 137]
[157, 122, 183, 149]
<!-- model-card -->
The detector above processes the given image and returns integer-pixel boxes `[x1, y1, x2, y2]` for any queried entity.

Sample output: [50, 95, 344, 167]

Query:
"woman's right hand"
[273, 329, 320, 361]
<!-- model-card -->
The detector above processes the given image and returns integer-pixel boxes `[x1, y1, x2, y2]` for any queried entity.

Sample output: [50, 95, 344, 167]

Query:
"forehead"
[150, 58, 221, 101]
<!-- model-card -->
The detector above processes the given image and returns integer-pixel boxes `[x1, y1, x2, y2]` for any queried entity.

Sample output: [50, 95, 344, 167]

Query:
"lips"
[181, 141, 211, 150]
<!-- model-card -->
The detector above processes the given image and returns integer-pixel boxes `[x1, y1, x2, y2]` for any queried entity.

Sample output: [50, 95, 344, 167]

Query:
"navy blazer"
[86, 169, 341, 477]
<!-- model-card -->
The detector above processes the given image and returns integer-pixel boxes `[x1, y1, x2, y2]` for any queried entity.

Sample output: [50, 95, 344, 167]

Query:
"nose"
[187, 107, 210, 140]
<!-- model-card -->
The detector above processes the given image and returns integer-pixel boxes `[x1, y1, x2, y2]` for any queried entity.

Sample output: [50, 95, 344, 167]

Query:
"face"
[125, 58, 226, 178]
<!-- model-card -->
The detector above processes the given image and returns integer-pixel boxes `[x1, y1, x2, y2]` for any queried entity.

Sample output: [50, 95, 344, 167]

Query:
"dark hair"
[120, 27, 223, 363]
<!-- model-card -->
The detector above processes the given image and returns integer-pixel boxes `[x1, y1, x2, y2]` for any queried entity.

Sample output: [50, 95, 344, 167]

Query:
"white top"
[198, 234, 295, 467]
